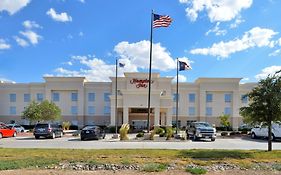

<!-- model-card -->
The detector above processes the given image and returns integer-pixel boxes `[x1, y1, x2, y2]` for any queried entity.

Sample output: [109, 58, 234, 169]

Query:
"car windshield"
[35, 124, 48, 128]
[194, 122, 211, 127]
[82, 126, 97, 130]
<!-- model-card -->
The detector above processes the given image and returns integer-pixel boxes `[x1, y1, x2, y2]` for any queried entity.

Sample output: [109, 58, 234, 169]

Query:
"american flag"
[153, 14, 172, 28]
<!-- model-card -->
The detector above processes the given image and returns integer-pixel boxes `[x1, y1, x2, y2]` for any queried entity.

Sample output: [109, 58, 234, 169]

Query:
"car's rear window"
[82, 126, 97, 130]
[35, 124, 48, 128]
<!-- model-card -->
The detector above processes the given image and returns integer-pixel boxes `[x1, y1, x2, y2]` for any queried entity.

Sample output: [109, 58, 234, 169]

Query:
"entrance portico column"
[154, 107, 160, 127]
[123, 107, 129, 124]
[166, 108, 172, 126]
[110, 106, 115, 126]
[160, 112, 166, 126]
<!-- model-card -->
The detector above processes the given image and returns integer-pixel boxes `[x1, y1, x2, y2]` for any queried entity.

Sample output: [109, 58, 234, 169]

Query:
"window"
[189, 93, 195, 103]
[88, 93, 95, 102]
[173, 107, 177, 115]
[88, 106, 95, 115]
[241, 95, 248, 103]
[189, 107, 195, 116]
[173, 93, 179, 102]
[24, 94, 30, 102]
[9, 94, 16, 102]
[104, 93, 110, 102]
[37, 93, 43, 102]
[206, 107, 212, 116]
[71, 92, 78, 101]
[225, 93, 232, 103]
[9, 106, 16, 115]
[104, 106, 110, 114]
[206, 93, 213, 102]
[224, 107, 231, 115]
[52, 92, 60, 102]
[71, 106, 78, 115]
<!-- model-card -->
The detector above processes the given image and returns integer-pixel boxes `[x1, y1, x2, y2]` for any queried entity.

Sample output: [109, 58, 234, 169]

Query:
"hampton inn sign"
[130, 78, 154, 88]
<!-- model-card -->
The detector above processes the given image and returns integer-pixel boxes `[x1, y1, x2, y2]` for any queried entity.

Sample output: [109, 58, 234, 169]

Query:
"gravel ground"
[1, 169, 281, 175]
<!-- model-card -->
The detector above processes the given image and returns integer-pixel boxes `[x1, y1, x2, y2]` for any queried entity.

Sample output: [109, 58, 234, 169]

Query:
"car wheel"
[0, 133, 2, 139]
[81, 137, 84, 141]
[13, 132, 17, 137]
[211, 138, 215, 142]
[21, 130, 24, 133]
[35, 136, 40, 139]
[193, 135, 197, 141]
[52, 132, 56, 139]
[271, 134, 275, 141]
[251, 132, 256, 139]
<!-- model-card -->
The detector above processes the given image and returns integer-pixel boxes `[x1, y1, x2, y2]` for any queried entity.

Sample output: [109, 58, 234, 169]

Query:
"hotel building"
[0, 72, 256, 130]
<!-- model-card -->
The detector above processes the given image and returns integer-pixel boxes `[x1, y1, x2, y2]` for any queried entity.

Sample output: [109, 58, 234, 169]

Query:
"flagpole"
[147, 10, 154, 132]
[115, 58, 118, 134]
[176, 58, 179, 134]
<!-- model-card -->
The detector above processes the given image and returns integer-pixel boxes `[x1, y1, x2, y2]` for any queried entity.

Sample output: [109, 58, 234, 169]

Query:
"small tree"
[22, 100, 61, 122]
[240, 70, 281, 151]
[219, 114, 230, 131]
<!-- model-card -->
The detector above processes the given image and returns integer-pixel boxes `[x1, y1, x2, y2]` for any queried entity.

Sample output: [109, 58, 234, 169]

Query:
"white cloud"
[205, 22, 227, 36]
[179, 0, 253, 22]
[269, 49, 281, 57]
[78, 0, 85, 3]
[172, 74, 187, 83]
[14, 36, 29, 47]
[23, 20, 41, 29]
[46, 8, 72, 22]
[0, 39, 11, 50]
[79, 32, 84, 37]
[240, 77, 250, 84]
[20, 30, 42, 45]
[114, 40, 176, 71]
[190, 27, 277, 58]
[47, 41, 194, 82]
[0, 0, 30, 15]
[255, 66, 281, 80]
[0, 77, 15, 83]
[230, 16, 245, 28]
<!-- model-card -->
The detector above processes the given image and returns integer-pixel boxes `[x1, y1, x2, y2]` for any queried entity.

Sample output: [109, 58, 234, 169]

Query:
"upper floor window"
[173, 93, 179, 102]
[241, 94, 248, 103]
[9, 93, 16, 102]
[88, 93, 95, 102]
[9, 106, 16, 115]
[24, 94, 30, 102]
[52, 92, 60, 102]
[104, 93, 110, 102]
[71, 106, 78, 115]
[225, 93, 232, 103]
[104, 106, 110, 114]
[189, 107, 195, 116]
[206, 107, 212, 116]
[206, 93, 213, 102]
[71, 92, 78, 101]
[224, 107, 232, 115]
[189, 93, 195, 103]
[88, 106, 95, 115]
[37, 93, 43, 102]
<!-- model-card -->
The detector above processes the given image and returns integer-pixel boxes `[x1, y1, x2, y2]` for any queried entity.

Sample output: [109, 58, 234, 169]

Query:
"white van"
[251, 123, 281, 140]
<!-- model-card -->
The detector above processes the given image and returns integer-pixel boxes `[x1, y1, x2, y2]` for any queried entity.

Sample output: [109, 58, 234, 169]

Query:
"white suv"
[251, 123, 281, 140]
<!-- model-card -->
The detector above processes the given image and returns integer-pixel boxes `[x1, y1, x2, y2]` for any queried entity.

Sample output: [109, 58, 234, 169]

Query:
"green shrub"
[159, 132, 166, 137]
[136, 132, 144, 138]
[62, 121, 71, 130]
[221, 132, 228, 136]
[142, 163, 167, 172]
[119, 123, 130, 140]
[166, 127, 173, 140]
[186, 167, 207, 174]
[155, 128, 165, 135]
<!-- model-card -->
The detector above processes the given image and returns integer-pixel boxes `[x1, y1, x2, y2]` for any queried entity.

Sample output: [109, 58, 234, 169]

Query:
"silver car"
[7, 124, 25, 133]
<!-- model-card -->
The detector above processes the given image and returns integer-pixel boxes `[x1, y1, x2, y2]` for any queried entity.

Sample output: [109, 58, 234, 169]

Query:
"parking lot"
[1, 133, 281, 150]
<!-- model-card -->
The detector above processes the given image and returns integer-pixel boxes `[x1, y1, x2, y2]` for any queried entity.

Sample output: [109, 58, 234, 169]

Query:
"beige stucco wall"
[0, 73, 256, 129]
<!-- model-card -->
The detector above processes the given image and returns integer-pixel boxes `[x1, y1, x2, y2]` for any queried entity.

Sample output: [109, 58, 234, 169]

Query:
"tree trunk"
[268, 122, 272, 151]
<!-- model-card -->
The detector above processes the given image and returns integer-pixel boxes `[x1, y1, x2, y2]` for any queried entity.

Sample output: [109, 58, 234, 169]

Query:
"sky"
[0, 0, 281, 83]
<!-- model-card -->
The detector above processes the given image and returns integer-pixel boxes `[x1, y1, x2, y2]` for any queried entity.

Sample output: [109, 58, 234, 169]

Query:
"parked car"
[0, 125, 17, 138]
[33, 123, 63, 139]
[7, 124, 25, 133]
[186, 122, 216, 141]
[80, 125, 105, 141]
[251, 123, 281, 140]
